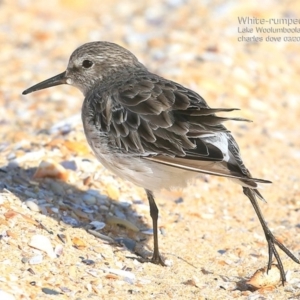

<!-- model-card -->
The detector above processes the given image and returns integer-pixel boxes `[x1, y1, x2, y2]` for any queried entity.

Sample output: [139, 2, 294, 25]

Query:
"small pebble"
[21, 257, 29, 263]
[72, 237, 87, 249]
[82, 259, 95, 266]
[59, 286, 72, 293]
[99, 205, 109, 211]
[86, 269, 100, 277]
[115, 237, 136, 252]
[60, 160, 77, 171]
[83, 175, 92, 186]
[164, 259, 173, 267]
[82, 193, 97, 205]
[96, 195, 109, 205]
[27, 268, 35, 275]
[82, 207, 95, 214]
[51, 207, 59, 214]
[49, 114, 81, 134]
[57, 233, 66, 244]
[85, 283, 92, 292]
[90, 221, 106, 231]
[174, 197, 184, 204]
[160, 227, 166, 236]
[54, 244, 64, 257]
[49, 181, 65, 195]
[41, 287, 61, 295]
[114, 207, 127, 219]
[104, 268, 136, 284]
[24, 190, 38, 198]
[29, 254, 44, 265]
[118, 200, 132, 208]
[61, 215, 80, 226]
[25, 200, 40, 212]
[140, 229, 153, 235]
[7, 153, 16, 160]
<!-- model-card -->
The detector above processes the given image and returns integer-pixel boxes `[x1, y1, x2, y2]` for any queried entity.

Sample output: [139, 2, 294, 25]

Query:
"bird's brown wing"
[86, 73, 270, 185]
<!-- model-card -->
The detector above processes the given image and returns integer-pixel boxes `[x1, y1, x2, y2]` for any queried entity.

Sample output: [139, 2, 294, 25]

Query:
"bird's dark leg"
[145, 189, 166, 266]
[243, 187, 300, 285]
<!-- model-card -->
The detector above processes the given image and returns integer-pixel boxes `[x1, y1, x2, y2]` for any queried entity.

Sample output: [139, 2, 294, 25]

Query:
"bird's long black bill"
[22, 71, 67, 95]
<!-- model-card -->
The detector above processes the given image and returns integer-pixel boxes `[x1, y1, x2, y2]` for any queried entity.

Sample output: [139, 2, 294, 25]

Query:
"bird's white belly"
[84, 120, 195, 190]
[95, 152, 194, 191]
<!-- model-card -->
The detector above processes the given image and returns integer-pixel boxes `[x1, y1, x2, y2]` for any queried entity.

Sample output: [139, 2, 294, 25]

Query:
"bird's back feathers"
[84, 71, 271, 196]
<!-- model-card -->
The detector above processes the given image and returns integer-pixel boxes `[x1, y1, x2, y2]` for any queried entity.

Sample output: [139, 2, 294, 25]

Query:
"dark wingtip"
[254, 178, 272, 184]
[229, 117, 252, 123]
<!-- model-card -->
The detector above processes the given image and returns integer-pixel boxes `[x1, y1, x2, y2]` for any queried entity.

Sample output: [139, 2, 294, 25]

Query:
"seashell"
[28, 234, 56, 258]
[90, 221, 106, 231]
[246, 264, 281, 289]
[33, 159, 69, 181]
[106, 216, 139, 232]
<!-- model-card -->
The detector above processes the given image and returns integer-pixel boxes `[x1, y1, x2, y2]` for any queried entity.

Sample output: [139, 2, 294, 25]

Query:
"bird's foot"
[264, 229, 300, 285]
[135, 252, 166, 266]
[151, 252, 166, 266]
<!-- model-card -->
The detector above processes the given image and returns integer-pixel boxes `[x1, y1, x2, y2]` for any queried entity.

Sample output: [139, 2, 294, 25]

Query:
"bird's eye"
[82, 60, 93, 69]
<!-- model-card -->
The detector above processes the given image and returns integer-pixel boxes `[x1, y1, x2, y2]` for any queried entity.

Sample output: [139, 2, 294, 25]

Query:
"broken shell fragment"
[28, 234, 56, 258]
[246, 264, 282, 289]
[106, 216, 139, 232]
[33, 159, 70, 181]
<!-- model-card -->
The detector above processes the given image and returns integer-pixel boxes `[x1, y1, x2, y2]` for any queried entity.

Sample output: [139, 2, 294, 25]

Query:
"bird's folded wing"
[87, 73, 270, 187]
[95, 74, 248, 157]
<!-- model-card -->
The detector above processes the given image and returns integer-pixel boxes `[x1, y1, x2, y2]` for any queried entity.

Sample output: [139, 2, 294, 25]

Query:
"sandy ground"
[1, 1, 300, 299]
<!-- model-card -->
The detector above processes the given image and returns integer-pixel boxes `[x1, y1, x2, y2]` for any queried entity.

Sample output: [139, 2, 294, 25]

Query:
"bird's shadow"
[0, 157, 259, 289]
[0, 161, 157, 263]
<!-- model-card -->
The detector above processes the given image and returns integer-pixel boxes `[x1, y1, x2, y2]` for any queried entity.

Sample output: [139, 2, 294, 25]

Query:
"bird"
[22, 41, 299, 284]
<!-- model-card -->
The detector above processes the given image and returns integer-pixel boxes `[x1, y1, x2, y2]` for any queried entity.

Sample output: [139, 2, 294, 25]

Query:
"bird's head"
[23, 41, 145, 96]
